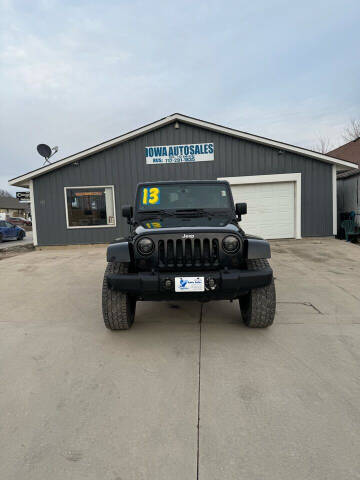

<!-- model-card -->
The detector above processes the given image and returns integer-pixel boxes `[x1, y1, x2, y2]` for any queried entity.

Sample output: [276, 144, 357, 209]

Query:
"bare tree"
[312, 136, 333, 154]
[342, 119, 360, 142]
[0, 189, 13, 197]
[311, 119, 360, 154]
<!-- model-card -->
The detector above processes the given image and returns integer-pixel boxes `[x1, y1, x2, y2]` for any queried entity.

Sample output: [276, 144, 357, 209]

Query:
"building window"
[65, 186, 116, 228]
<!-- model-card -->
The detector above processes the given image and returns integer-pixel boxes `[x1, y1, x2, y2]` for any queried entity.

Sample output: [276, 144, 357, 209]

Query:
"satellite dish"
[37, 144, 52, 159]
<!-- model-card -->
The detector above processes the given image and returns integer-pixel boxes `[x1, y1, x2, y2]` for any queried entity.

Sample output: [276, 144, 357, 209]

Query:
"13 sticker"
[145, 221, 162, 229]
[142, 187, 160, 205]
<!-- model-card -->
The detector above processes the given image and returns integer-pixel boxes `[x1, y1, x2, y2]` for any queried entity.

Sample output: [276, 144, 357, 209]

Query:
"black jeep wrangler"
[102, 180, 275, 330]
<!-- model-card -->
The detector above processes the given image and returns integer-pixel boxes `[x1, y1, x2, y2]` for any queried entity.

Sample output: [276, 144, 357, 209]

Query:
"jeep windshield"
[136, 183, 232, 214]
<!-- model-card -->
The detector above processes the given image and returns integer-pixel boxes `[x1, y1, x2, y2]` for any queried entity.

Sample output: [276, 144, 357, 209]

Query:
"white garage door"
[231, 181, 295, 239]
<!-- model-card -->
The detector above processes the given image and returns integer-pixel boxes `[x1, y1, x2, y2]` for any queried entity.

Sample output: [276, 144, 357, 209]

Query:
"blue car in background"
[0, 220, 26, 242]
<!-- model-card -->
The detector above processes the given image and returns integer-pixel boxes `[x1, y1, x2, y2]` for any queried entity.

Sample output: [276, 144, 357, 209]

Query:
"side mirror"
[122, 205, 133, 223]
[235, 202, 247, 217]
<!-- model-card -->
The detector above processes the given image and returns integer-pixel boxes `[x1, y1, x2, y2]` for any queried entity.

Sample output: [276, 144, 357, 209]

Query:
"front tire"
[17, 231, 24, 241]
[239, 259, 276, 328]
[102, 262, 136, 330]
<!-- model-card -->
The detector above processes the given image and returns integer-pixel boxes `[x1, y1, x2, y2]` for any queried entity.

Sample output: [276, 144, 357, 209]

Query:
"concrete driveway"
[0, 231, 33, 249]
[1, 238, 360, 480]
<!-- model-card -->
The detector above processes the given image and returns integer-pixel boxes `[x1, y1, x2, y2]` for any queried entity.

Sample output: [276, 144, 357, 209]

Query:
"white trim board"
[9, 113, 357, 187]
[332, 165, 337, 235]
[219, 173, 302, 239]
[29, 179, 38, 246]
[64, 185, 117, 230]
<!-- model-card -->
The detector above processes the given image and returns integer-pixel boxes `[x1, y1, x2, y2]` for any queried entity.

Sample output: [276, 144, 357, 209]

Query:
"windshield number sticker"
[142, 187, 160, 205]
[145, 221, 162, 229]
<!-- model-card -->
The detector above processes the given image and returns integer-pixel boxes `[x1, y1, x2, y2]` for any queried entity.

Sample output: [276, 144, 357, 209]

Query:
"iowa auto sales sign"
[145, 143, 214, 165]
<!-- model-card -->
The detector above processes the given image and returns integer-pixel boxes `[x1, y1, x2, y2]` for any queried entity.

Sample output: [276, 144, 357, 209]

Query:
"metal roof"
[337, 169, 360, 179]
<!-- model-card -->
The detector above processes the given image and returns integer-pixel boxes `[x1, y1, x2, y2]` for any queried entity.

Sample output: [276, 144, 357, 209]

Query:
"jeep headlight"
[137, 237, 155, 255]
[222, 235, 240, 254]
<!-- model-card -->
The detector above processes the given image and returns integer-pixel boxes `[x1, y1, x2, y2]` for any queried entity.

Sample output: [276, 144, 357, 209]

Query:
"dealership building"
[9, 113, 357, 246]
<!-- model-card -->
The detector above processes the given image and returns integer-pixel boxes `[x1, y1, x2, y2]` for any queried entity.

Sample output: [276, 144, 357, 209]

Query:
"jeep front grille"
[157, 238, 220, 269]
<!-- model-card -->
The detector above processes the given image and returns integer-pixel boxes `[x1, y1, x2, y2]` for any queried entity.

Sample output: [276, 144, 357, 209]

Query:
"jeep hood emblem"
[182, 233, 194, 238]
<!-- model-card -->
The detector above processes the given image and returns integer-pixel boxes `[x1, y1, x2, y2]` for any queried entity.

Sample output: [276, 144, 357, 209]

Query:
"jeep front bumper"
[106, 267, 273, 300]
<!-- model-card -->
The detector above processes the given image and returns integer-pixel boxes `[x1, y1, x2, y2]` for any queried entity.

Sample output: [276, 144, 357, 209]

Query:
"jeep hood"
[135, 215, 239, 235]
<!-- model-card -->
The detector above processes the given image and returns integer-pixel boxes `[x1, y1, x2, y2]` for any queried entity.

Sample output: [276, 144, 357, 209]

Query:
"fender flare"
[107, 242, 131, 263]
[246, 238, 271, 259]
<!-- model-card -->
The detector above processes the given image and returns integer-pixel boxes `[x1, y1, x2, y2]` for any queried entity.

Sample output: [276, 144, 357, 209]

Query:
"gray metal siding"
[337, 176, 360, 226]
[34, 121, 333, 245]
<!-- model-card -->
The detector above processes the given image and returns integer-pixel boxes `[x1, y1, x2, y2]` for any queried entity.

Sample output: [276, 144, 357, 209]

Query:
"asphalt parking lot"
[1, 238, 360, 480]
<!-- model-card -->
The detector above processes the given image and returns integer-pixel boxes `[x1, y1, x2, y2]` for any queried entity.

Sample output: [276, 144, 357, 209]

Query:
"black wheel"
[17, 231, 24, 241]
[102, 262, 136, 330]
[0, 233, 3, 243]
[239, 259, 276, 328]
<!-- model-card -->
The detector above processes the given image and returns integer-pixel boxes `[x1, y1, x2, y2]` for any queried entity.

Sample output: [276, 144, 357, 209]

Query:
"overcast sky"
[1, 0, 359, 194]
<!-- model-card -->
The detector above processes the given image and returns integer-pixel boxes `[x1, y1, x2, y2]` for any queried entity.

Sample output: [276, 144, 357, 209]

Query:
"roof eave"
[174, 114, 358, 169]
[8, 113, 358, 186]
